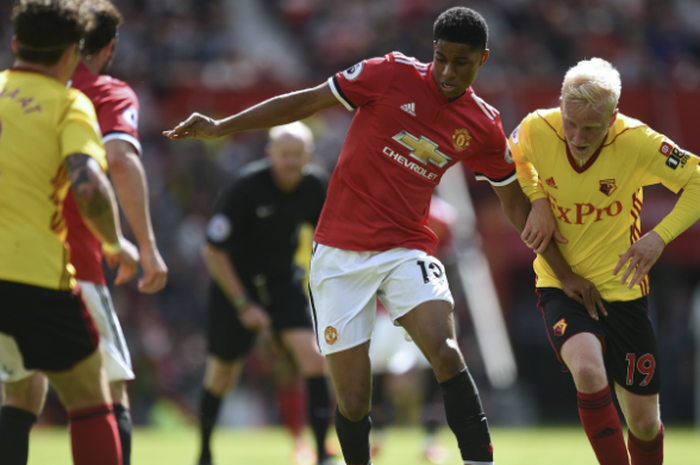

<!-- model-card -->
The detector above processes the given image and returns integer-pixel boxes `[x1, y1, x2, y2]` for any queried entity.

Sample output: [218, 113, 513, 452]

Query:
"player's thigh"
[1, 371, 48, 415]
[614, 383, 660, 437]
[309, 244, 381, 355]
[79, 281, 134, 382]
[326, 341, 372, 420]
[44, 348, 110, 410]
[204, 355, 244, 395]
[602, 297, 660, 396]
[538, 287, 607, 367]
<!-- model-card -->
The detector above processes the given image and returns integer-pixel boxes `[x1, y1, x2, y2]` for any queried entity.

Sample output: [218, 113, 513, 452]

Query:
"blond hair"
[561, 58, 621, 114]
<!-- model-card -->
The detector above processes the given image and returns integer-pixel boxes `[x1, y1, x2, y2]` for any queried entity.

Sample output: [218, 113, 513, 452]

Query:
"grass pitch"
[28, 425, 699, 465]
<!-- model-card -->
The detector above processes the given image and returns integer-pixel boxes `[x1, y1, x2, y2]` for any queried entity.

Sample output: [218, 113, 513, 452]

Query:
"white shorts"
[0, 281, 134, 383]
[309, 244, 454, 355]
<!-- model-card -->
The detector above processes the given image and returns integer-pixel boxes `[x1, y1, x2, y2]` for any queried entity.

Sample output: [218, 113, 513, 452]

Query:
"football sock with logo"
[112, 403, 132, 465]
[68, 404, 122, 465]
[0, 405, 37, 465]
[334, 405, 372, 465]
[307, 376, 331, 461]
[198, 388, 223, 464]
[577, 386, 630, 465]
[628, 422, 664, 465]
[440, 368, 493, 465]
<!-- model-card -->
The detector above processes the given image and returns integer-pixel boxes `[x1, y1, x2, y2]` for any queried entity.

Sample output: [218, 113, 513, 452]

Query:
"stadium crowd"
[0, 0, 698, 429]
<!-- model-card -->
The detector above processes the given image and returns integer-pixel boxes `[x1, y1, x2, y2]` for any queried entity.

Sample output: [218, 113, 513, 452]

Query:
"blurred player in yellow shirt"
[0, 1, 139, 464]
[510, 57, 700, 465]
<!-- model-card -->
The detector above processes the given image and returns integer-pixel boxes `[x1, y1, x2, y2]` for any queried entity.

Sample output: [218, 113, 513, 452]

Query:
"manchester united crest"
[324, 326, 338, 345]
[599, 179, 617, 197]
[452, 128, 471, 152]
[553, 318, 568, 337]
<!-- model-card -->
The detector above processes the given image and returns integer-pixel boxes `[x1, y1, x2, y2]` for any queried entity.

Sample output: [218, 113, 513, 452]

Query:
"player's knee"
[569, 361, 606, 390]
[337, 392, 371, 421]
[429, 340, 464, 380]
[628, 414, 660, 441]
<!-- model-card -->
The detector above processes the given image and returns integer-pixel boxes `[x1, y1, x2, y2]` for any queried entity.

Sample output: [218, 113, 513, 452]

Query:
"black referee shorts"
[206, 271, 312, 361]
[537, 287, 660, 395]
[0, 280, 100, 372]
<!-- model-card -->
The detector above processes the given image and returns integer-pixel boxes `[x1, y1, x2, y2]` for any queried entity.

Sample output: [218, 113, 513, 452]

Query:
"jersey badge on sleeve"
[510, 125, 520, 145]
[342, 61, 364, 81]
[504, 145, 513, 164]
[451, 128, 471, 152]
[122, 107, 139, 130]
[206, 214, 231, 242]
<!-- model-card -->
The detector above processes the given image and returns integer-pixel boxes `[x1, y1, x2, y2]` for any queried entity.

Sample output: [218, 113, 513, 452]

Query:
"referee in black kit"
[195, 121, 332, 465]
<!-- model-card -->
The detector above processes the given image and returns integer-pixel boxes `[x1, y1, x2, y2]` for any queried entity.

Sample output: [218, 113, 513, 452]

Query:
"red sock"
[628, 422, 664, 465]
[277, 386, 306, 438]
[577, 386, 629, 465]
[68, 404, 122, 465]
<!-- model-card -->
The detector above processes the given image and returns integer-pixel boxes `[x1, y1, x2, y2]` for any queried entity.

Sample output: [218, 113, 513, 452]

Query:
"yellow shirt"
[0, 68, 106, 290]
[510, 108, 700, 302]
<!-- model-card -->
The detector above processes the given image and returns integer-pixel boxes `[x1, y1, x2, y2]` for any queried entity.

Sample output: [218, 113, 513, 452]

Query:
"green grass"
[27, 425, 700, 465]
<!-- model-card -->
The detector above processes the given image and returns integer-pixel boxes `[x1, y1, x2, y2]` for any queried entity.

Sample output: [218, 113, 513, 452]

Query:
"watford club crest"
[599, 179, 617, 197]
[324, 326, 338, 345]
[452, 128, 471, 152]
[553, 318, 568, 337]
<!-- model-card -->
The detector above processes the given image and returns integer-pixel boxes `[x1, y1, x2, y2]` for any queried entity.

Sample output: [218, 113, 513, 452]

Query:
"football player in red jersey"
[165, 7, 558, 465]
[0, 2, 167, 465]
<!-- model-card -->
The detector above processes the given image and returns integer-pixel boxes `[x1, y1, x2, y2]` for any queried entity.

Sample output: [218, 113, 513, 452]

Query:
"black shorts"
[206, 271, 312, 361]
[0, 280, 100, 372]
[537, 287, 660, 395]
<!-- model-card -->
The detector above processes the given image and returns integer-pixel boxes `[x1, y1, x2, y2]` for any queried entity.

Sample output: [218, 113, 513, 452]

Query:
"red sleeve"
[97, 84, 142, 155]
[467, 114, 517, 185]
[328, 54, 394, 110]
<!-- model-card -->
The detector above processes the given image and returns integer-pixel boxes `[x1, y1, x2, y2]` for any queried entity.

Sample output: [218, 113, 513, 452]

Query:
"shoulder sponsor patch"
[342, 61, 364, 81]
[510, 125, 520, 145]
[206, 213, 231, 242]
[504, 145, 513, 164]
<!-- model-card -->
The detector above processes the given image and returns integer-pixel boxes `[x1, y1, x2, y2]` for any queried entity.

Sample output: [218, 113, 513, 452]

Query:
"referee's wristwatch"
[232, 295, 249, 312]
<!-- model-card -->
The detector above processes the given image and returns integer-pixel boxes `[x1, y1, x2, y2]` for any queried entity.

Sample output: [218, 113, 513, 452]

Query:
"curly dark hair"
[433, 7, 489, 51]
[81, 0, 122, 56]
[12, 0, 92, 65]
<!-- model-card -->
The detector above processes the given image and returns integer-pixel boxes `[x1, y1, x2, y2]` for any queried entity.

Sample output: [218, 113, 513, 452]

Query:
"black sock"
[334, 405, 372, 465]
[198, 389, 223, 464]
[112, 404, 132, 465]
[0, 405, 37, 465]
[306, 376, 331, 461]
[440, 368, 493, 463]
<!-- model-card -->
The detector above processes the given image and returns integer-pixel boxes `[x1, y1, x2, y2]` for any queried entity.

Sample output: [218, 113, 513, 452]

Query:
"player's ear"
[479, 49, 489, 67]
[609, 108, 619, 127]
[11, 36, 18, 53]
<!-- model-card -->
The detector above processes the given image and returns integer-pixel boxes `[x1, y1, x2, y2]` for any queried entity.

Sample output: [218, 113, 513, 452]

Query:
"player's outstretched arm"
[65, 153, 139, 286]
[162, 82, 340, 140]
[105, 140, 168, 293]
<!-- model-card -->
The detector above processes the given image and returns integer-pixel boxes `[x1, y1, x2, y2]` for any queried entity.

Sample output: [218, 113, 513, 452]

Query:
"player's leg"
[614, 387, 663, 465]
[309, 244, 382, 465]
[540, 288, 628, 465]
[399, 301, 493, 465]
[605, 297, 663, 465]
[281, 328, 331, 465]
[79, 281, 135, 465]
[0, 368, 47, 465]
[44, 348, 122, 465]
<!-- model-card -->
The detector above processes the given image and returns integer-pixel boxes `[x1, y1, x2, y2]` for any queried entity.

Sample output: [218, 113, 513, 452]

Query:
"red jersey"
[63, 63, 142, 284]
[314, 52, 515, 253]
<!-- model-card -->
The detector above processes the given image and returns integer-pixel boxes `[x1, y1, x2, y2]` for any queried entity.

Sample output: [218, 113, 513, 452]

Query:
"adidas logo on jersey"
[545, 177, 558, 189]
[400, 102, 416, 116]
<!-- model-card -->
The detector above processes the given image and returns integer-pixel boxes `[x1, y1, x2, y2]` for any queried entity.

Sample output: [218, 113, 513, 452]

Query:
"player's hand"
[614, 231, 665, 289]
[238, 302, 271, 331]
[560, 273, 607, 320]
[103, 238, 140, 286]
[162, 112, 221, 140]
[522, 198, 567, 254]
[137, 246, 168, 294]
